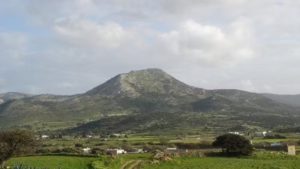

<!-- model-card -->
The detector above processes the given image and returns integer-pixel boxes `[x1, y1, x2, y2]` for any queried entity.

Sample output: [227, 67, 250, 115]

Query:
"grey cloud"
[0, 0, 300, 94]
[158, 19, 254, 66]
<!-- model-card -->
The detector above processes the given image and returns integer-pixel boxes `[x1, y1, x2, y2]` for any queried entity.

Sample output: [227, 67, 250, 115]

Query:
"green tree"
[0, 130, 37, 168]
[212, 134, 253, 156]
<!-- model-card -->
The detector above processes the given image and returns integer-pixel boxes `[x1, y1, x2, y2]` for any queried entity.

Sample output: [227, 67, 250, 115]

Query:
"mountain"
[86, 69, 206, 97]
[0, 92, 31, 104]
[0, 68, 299, 134]
[264, 94, 300, 107]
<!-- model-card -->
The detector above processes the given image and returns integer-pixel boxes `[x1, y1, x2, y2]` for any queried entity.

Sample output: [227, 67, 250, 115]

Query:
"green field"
[7, 153, 300, 169]
[142, 157, 300, 169]
[6, 134, 300, 169]
[7, 156, 98, 169]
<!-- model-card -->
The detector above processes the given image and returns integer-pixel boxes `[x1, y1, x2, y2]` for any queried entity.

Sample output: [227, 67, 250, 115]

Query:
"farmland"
[7, 156, 98, 169]
[4, 133, 300, 169]
[7, 153, 300, 169]
[142, 156, 300, 169]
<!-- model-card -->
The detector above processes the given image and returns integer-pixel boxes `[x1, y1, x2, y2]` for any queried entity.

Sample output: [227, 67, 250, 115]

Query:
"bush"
[212, 134, 253, 156]
[0, 130, 37, 167]
[52, 147, 80, 154]
[75, 143, 83, 148]
[264, 134, 286, 139]
[175, 142, 212, 149]
[35, 148, 51, 154]
[91, 147, 105, 155]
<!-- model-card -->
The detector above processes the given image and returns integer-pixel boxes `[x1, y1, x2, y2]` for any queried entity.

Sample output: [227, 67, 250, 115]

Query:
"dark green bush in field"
[175, 142, 213, 149]
[264, 134, 286, 139]
[212, 134, 253, 156]
[142, 144, 166, 153]
[35, 148, 51, 154]
[0, 130, 37, 168]
[51, 147, 80, 154]
[91, 147, 105, 155]
[74, 143, 83, 148]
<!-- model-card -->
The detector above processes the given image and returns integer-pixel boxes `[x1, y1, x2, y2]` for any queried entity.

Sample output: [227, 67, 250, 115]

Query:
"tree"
[212, 134, 253, 156]
[0, 130, 37, 168]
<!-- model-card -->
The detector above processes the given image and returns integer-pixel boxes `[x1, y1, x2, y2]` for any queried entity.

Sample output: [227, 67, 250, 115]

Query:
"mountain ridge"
[0, 68, 299, 134]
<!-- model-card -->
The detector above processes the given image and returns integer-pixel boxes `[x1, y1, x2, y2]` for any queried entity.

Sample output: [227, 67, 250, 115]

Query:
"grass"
[6, 132, 300, 169]
[7, 153, 300, 169]
[142, 156, 300, 169]
[7, 156, 98, 169]
[92, 154, 152, 169]
[252, 138, 298, 143]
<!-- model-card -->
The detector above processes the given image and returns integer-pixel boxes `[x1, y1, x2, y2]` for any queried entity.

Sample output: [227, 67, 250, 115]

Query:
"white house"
[254, 131, 271, 137]
[287, 144, 296, 155]
[229, 131, 243, 135]
[41, 135, 49, 139]
[82, 147, 91, 154]
[116, 149, 127, 154]
[86, 135, 93, 138]
[166, 147, 177, 151]
[106, 148, 127, 155]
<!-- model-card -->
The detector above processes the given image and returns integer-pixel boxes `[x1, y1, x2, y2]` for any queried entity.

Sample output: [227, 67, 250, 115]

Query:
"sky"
[0, 0, 300, 95]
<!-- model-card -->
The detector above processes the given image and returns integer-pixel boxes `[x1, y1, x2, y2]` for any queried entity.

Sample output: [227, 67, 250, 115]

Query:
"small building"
[254, 131, 270, 137]
[267, 143, 297, 155]
[82, 147, 91, 154]
[270, 143, 284, 147]
[287, 144, 296, 156]
[127, 148, 144, 154]
[110, 133, 126, 138]
[166, 147, 177, 151]
[106, 148, 127, 155]
[229, 131, 243, 135]
[41, 135, 49, 139]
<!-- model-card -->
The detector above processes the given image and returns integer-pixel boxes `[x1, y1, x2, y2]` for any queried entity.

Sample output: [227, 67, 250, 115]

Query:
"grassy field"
[7, 156, 98, 169]
[6, 133, 300, 169]
[8, 153, 300, 169]
[91, 154, 151, 169]
[142, 156, 300, 169]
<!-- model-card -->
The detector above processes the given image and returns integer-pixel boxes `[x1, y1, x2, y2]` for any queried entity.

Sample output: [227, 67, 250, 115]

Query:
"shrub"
[264, 134, 286, 139]
[212, 134, 253, 156]
[0, 130, 37, 167]
[75, 143, 83, 148]
[175, 142, 212, 149]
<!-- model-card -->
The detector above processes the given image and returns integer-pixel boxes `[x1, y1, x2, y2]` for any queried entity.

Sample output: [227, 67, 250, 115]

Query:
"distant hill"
[0, 68, 299, 134]
[0, 92, 31, 104]
[264, 94, 300, 107]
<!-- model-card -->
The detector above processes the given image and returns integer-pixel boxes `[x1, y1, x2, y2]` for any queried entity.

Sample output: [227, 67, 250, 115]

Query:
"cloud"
[0, 32, 28, 67]
[241, 80, 257, 92]
[1, 0, 300, 94]
[54, 18, 133, 49]
[159, 20, 254, 66]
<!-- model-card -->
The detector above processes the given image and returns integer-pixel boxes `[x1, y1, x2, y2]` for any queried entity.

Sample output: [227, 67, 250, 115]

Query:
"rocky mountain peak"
[86, 68, 204, 97]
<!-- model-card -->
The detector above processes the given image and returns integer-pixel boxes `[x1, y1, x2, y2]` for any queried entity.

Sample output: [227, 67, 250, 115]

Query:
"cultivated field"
[143, 157, 300, 169]
[8, 156, 98, 169]
[5, 133, 300, 169]
[7, 152, 300, 169]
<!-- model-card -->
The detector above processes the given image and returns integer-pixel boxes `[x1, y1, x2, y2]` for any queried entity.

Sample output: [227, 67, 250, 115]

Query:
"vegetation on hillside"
[0, 69, 300, 134]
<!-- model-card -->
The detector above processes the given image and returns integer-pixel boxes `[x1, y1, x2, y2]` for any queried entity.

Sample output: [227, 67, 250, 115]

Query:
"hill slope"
[0, 92, 31, 104]
[0, 68, 299, 134]
[264, 93, 300, 107]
